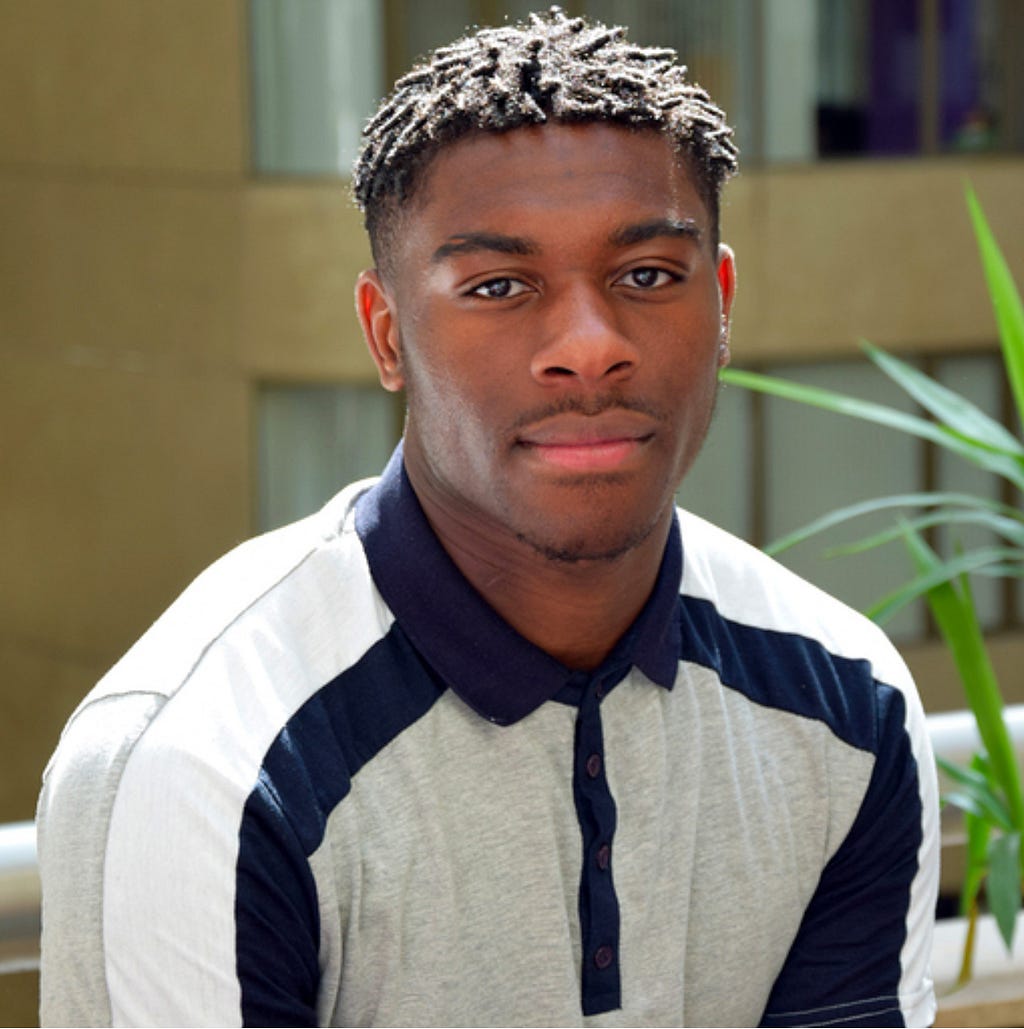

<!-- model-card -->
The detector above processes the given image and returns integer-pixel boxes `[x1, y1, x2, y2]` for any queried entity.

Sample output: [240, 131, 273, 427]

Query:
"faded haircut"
[352, 6, 738, 274]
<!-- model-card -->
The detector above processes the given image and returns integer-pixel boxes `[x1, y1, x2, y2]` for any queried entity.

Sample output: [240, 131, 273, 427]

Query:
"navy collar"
[354, 444, 683, 726]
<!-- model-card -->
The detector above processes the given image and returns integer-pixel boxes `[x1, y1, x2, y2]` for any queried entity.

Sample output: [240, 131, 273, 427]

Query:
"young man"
[38, 9, 939, 1026]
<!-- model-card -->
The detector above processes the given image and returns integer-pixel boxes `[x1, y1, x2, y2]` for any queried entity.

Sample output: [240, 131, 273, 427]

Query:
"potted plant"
[721, 186, 1024, 986]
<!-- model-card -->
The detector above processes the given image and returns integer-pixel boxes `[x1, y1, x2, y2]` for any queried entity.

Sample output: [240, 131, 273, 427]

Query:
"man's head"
[353, 9, 739, 570]
[353, 6, 738, 279]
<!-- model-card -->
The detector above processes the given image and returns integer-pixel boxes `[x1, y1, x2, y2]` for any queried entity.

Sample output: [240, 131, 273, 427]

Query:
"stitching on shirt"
[811, 1004, 901, 1027]
[769, 992, 900, 1018]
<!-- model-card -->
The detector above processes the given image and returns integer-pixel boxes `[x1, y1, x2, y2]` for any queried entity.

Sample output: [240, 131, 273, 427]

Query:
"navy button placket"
[572, 676, 622, 1016]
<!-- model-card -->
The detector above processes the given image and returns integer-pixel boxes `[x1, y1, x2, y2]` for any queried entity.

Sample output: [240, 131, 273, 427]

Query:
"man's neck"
[407, 471, 673, 672]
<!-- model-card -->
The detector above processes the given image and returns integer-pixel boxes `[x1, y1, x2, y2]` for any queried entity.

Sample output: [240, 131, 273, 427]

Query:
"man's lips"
[515, 412, 657, 472]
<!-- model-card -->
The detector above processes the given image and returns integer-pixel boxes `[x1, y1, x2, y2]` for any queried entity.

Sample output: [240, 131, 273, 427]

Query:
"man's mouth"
[516, 411, 657, 472]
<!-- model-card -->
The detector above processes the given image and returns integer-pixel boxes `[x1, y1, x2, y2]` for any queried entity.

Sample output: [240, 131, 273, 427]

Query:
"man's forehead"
[408, 122, 708, 225]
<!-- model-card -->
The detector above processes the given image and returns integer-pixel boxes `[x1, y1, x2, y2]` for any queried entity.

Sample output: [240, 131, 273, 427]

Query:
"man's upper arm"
[37, 690, 322, 1028]
[38, 692, 163, 1027]
[760, 682, 940, 1028]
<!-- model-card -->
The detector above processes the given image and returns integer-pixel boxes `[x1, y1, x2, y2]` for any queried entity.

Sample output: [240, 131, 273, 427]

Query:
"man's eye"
[469, 278, 529, 299]
[618, 267, 678, 289]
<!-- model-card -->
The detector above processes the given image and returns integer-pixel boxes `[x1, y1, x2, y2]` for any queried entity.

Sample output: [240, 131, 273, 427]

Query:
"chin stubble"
[513, 503, 662, 564]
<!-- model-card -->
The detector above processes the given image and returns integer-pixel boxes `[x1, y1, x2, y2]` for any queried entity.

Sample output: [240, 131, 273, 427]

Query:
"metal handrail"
[0, 821, 39, 974]
[4, 705, 1024, 974]
[928, 704, 1024, 770]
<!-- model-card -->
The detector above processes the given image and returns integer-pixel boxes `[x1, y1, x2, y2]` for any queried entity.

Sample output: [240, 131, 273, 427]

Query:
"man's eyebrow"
[432, 232, 540, 262]
[609, 218, 702, 248]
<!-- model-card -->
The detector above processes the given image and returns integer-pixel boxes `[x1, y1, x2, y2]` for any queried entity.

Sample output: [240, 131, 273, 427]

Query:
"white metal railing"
[0, 820, 40, 974]
[3, 705, 1023, 975]
[928, 704, 1024, 771]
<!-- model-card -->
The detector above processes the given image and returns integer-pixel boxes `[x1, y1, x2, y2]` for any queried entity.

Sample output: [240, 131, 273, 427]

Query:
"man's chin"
[514, 516, 663, 565]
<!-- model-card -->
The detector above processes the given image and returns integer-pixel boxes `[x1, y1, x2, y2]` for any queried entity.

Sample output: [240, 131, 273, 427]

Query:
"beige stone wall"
[0, 3, 377, 825]
[1, 2, 1022, 1022]
[724, 159, 1024, 358]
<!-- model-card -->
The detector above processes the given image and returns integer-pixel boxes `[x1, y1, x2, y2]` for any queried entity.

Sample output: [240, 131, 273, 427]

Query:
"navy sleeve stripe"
[235, 623, 447, 1026]
[760, 688, 923, 1027]
[678, 594, 882, 753]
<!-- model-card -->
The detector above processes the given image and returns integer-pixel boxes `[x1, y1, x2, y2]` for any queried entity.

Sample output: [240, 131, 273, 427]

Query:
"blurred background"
[2, 0, 1023, 1021]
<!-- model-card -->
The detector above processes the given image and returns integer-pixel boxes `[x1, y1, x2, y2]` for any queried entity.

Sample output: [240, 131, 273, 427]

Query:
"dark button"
[596, 843, 611, 871]
[595, 679, 606, 700]
[594, 945, 614, 970]
[585, 753, 602, 778]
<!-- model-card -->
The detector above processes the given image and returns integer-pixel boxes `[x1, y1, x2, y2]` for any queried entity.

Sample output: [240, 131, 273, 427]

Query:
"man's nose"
[529, 283, 640, 387]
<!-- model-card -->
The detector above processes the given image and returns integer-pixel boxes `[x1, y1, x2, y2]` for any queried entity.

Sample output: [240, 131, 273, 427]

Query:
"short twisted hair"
[353, 6, 738, 273]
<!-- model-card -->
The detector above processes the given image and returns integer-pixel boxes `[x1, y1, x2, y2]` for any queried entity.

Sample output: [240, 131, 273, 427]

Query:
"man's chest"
[302, 670, 872, 1026]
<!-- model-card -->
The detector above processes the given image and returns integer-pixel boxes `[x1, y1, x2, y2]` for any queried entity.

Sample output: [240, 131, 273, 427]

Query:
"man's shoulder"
[74, 476, 383, 726]
[674, 507, 912, 692]
[39, 476, 390, 874]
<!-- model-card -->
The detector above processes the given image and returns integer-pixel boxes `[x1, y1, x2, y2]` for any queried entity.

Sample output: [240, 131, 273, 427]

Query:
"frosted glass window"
[583, 0, 758, 160]
[677, 380, 752, 541]
[249, 0, 1022, 177]
[761, 0, 818, 162]
[400, 1, 476, 59]
[763, 360, 926, 641]
[393, 1, 757, 160]
[258, 384, 400, 532]
[250, 0, 384, 175]
[934, 354, 1007, 629]
[818, 0, 869, 112]
[396, 1, 593, 72]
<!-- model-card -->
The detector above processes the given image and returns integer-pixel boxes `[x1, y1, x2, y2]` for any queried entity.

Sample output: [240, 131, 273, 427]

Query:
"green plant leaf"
[956, 803, 992, 982]
[986, 831, 1022, 950]
[720, 367, 1024, 491]
[957, 900, 979, 988]
[944, 790, 1014, 832]
[937, 757, 1014, 832]
[937, 755, 994, 793]
[762, 491, 1020, 556]
[866, 545, 1024, 623]
[938, 755, 1014, 838]
[902, 533, 1024, 830]
[863, 340, 1024, 457]
[961, 806, 991, 919]
[827, 507, 1024, 558]
[966, 185, 1024, 424]
[973, 753, 996, 781]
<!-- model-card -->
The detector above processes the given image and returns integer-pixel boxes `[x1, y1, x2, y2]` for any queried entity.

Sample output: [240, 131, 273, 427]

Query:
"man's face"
[357, 123, 735, 563]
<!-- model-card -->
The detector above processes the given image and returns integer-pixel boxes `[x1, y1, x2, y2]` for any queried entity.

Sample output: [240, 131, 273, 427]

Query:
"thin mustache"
[509, 395, 665, 435]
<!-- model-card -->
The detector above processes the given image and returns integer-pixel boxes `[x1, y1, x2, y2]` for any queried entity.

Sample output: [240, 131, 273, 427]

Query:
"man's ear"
[716, 243, 737, 368]
[355, 269, 405, 392]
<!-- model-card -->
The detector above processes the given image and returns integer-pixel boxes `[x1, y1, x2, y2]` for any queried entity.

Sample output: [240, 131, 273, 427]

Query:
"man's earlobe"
[716, 243, 736, 369]
[355, 270, 405, 392]
[716, 243, 737, 322]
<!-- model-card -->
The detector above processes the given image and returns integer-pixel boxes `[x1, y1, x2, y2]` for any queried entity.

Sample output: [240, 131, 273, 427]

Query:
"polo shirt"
[37, 444, 939, 1027]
